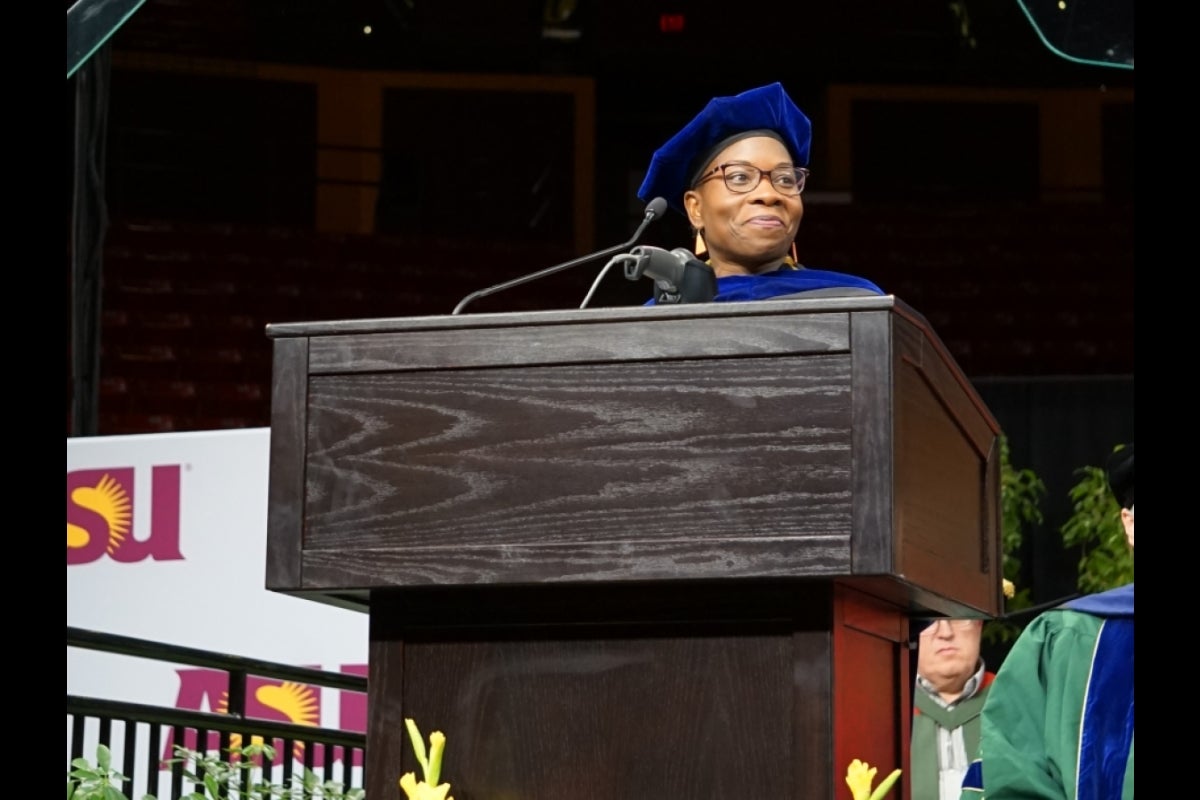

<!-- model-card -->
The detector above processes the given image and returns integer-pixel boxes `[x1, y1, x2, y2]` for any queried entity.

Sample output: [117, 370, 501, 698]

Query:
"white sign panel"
[67, 428, 368, 793]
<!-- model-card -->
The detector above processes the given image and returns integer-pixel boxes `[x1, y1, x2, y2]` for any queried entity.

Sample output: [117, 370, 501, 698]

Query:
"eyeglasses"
[917, 619, 978, 636]
[694, 162, 810, 196]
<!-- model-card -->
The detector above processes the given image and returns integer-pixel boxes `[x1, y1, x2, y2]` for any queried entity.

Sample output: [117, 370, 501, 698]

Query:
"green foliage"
[983, 434, 1046, 646]
[68, 744, 141, 800]
[164, 742, 365, 800]
[67, 744, 364, 800]
[983, 438, 1132, 646]
[1061, 459, 1134, 593]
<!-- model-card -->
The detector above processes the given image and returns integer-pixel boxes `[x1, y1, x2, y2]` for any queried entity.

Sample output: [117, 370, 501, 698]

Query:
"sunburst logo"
[67, 474, 132, 554]
[169, 667, 364, 769]
[218, 681, 320, 761]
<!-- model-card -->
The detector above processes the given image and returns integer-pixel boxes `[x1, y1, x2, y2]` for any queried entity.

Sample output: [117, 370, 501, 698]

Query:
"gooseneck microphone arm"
[451, 197, 669, 315]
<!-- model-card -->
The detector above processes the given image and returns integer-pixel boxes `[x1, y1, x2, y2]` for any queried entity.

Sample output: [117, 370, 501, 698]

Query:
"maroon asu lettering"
[166, 668, 366, 767]
[66, 466, 184, 564]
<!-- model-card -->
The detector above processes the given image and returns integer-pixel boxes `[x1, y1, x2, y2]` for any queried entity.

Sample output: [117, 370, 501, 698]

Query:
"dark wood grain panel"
[893, 308, 999, 453]
[300, 535, 851, 588]
[850, 309, 895, 575]
[792, 628, 834, 799]
[981, 435, 1002, 582]
[895, 365, 998, 612]
[365, 617, 405, 800]
[306, 312, 851, 373]
[302, 355, 856, 555]
[364, 584, 841, 799]
[399, 630, 795, 799]
[267, 298, 1002, 611]
[266, 336, 307, 590]
[889, 311, 1001, 614]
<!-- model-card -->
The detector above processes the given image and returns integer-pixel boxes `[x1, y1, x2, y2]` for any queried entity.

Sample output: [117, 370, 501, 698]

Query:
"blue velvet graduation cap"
[637, 82, 812, 216]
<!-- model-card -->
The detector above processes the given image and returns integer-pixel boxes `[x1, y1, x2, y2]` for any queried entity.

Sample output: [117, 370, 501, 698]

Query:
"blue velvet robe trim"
[1077, 617, 1134, 800]
[1064, 583, 1134, 617]
[645, 265, 884, 305]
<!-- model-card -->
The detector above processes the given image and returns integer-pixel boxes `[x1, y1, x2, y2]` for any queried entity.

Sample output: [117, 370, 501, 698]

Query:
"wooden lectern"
[265, 295, 1002, 799]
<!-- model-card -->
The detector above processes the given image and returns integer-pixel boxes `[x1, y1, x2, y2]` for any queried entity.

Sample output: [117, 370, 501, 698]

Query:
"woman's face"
[683, 135, 804, 276]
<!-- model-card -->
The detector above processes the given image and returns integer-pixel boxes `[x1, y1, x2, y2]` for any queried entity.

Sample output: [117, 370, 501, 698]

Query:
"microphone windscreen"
[645, 197, 668, 220]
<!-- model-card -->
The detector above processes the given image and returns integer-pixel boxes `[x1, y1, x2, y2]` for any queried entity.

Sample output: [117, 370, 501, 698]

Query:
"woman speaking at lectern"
[636, 82, 884, 304]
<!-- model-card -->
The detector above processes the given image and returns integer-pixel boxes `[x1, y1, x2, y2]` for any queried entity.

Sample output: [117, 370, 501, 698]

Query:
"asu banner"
[66, 428, 369, 753]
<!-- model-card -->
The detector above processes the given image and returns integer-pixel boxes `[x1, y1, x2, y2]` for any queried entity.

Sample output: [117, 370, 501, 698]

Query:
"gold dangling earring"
[694, 230, 708, 259]
[790, 241, 799, 267]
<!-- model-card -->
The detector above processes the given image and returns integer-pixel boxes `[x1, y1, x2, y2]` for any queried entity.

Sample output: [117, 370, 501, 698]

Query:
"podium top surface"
[265, 294, 911, 338]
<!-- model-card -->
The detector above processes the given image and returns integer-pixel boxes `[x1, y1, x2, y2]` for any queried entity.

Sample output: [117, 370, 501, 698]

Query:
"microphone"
[623, 245, 717, 305]
[451, 197, 669, 315]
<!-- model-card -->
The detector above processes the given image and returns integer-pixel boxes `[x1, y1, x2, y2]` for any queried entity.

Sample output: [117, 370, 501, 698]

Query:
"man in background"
[911, 616, 993, 799]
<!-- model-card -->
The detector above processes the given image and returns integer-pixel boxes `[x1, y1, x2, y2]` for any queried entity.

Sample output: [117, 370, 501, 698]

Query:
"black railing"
[67, 626, 367, 799]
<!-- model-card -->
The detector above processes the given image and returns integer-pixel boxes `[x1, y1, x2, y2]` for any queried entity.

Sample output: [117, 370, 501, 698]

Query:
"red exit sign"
[659, 13, 685, 33]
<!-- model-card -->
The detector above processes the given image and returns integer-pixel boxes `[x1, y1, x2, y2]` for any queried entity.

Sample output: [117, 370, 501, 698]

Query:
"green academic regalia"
[911, 673, 994, 800]
[961, 584, 1134, 799]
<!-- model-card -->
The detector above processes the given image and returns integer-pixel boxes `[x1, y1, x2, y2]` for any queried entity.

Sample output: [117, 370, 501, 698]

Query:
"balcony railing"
[67, 626, 367, 799]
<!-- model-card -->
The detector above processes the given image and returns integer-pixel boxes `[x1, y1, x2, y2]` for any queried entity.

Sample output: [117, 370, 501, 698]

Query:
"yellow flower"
[401, 719, 453, 800]
[845, 758, 877, 800]
[845, 758, 902, 800]
[398, 772, 453, 800]
[1003, 578, 1016, 599]
[427, 730, 446, 785]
